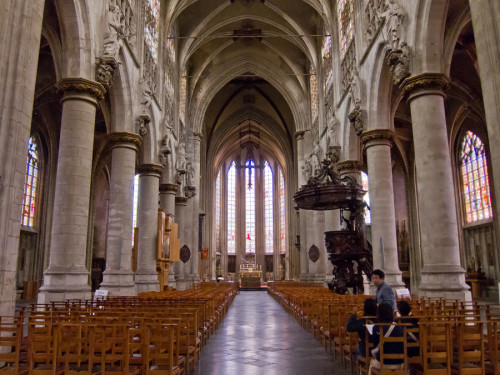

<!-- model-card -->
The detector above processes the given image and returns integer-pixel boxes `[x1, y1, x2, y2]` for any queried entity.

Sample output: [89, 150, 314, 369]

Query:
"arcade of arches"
[2, 0, 500, 316]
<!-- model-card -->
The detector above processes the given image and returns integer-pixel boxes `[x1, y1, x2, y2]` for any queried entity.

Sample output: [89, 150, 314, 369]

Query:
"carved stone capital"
[361, 129, 394, 146]
[336, 160, 364, 174]
[137, 115, 151, 137]
[175, 196, 188, 205]
[184, 185, 197, 198]
[95, 57, 119, 91]
[137, 163, 163, 176]
[56, 78, 106, 101]
[107, 132, 142, 150]
[159, 183, 179, 193]
[400, 73, 450, 99]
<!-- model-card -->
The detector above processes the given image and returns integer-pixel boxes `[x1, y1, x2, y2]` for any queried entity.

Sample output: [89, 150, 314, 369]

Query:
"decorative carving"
[361, 129, 394, 145]
[301, 157, 313, 181]
[327, 145, 341, 164]
[295, 130, 306, 141]
[107, 132, 142, 149]
[348, 106, 367, 136]
[175, 171, 184, 185]
[175, 196, 188, 205]
[56, 78, 106, 101]
[341, 41, 356, 94]
[118, 0, 137, 49]
[326, 113, 339, 149]
[309, 245, 320, 263]
[180, 245, 191, 263]
[309, 141, 322, 177]
[159, 183, 179, 193]
[400, 73, 450, 98]
[96, 57, 119, 91]
[365, 0, 387, 45]
[305, 158, 358, 189]
[186, 162, 195, 187]
[102, 0, 123, 60]
[140, 78, 153, 115]
[176, 142, 186, 173]
[137, 115, 150, 137]
[184, 185, 196, 198]
[337, 160, 364, 174]
[385, 43, 410, 85]
[136, 163, 163, 175]
[143, 41, 159, 97]
[349, 67, 363, 108]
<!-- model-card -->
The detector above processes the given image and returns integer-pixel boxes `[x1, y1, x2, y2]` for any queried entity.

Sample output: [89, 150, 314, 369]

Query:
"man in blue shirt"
[371, 269, 396, 310]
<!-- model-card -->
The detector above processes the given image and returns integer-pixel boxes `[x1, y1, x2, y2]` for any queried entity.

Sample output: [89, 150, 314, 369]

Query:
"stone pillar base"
[418, 265, 471, 301]
[134, 272, 159, 293]
[383, 269, 406, 289]
[38, 267, 91, 304]
[168, 273, 177, 289]
[175, 277, 189, 291]
[99, 270, 137, 296]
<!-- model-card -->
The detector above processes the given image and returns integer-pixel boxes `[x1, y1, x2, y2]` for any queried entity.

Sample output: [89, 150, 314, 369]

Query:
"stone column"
[99, 132, 142, 296]
[160, 183, 178, 287]
[0, 0, 45, 315]
[174, 196, 188, 290]
[38, 78, 106, 304]
[160, 183, 178, 216]
[134, 163, 163, 293]
[188, 133, 202, 282]
[295, 131, 309, 280]
[401, 73, 470, 300]
[361, 130, 404, 288]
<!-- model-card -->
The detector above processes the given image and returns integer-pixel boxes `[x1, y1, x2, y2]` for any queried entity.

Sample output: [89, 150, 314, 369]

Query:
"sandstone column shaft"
[174, 197, 188, 290]
[100, 133, 141, 295]
[160, 183, 178, 287]
[0, 0, 44, 315]
[361, 130, 404, 287]
[295, 132, 309, 280]
[38, 79, 106, 303]
[402, 73, 470, 300]
[134, 164, 162, 293]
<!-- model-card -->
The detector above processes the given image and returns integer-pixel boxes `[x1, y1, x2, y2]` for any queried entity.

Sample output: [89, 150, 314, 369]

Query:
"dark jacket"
[346, 314, 375, 357]
[399, 316, 419, 357]
[370, 324, 404, 365]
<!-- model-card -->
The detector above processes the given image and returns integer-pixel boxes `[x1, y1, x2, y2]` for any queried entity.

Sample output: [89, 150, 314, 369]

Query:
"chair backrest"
[377, 324, 408, 375]
[420, 321, 452, 375]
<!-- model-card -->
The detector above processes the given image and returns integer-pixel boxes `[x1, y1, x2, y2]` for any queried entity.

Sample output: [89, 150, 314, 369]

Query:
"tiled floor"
[190, 291, 351, 375]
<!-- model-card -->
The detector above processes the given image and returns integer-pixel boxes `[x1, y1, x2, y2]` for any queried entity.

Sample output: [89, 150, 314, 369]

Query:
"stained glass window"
[279, 169, 286, 254]
[460, 131, 493, 223]
[227, 162, 236, 254]
[245, 160, 256, 254]
[361, 172, 371, 225]
[215, 171, 222, 253]
[310, 65, 319, 124]
[337, 0, 354, 58]
[132, 174, 139, 245]
[179, 68, 187, 125]
[144, 0, 160, 62]
[264, 162, 274, 254]
[322, 25, 333, 90]
[22, 137, 39, 227]
[166, 26, 176, 63]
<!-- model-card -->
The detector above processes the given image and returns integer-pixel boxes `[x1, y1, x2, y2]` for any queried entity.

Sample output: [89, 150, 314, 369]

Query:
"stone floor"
[189, 291, 351, 375]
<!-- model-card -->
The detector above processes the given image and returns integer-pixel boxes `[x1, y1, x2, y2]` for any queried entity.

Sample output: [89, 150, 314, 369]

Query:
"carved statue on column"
[102, 0, 123, 60]
[327, 114, 339, 149]
[386, 42, 411, 85]
[310, 142, 322, 177]
[385, 0, 404, 50]
[302, 156, 313, 181]
[140, 78, 153, 114]
[186, 162, 195, 187]
[349, 67, 362, 108]
[176, 142, 186, 173]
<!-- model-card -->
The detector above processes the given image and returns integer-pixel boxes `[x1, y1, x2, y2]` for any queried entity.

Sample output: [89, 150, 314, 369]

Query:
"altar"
[239, 270, 263, 288]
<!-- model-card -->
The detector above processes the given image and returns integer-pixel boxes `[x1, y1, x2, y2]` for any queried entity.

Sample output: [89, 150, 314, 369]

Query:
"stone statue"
[349, 67, 362, 108]
[176, 142, 186, 172]
[102, 0, 122, 59]
[302, 156, 313, 181]
[140, 78, 152, 114]
[327, 114, 339, 148]
[386, 0, 404, 50]
[310, 143, 322, 177]
[186, 162, 195, 186]
[159, 135, 172, 166]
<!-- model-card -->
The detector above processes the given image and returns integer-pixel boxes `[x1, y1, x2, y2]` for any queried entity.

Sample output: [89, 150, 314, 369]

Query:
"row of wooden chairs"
[268, 282, 500, 375]
[0, 282, 238, 374]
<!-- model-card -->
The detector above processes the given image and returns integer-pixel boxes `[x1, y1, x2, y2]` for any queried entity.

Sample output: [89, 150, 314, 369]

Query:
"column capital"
[400, 73, 450, 100]
[336, 160, 364, 174]
[175, 196, 188, 206]
[107, 132, 142, 150]
[295, 131, 306, 141]
[56, 77, 106, 101]
[361, 129, 393, 147]
[137, 163, 163, 176]
[160, 183, 179, 193]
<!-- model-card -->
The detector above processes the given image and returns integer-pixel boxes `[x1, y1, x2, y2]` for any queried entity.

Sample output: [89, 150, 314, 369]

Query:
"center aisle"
[190, 291, 351, 375]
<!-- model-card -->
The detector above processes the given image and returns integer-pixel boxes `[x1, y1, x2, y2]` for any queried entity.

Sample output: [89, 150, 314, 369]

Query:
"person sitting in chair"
[346, 298, 377, 358]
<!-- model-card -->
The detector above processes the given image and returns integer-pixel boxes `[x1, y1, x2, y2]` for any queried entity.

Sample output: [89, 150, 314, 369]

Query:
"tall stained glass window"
[264, 162, 274, 254]
[245, 160, 256, 254]
[132, 174, 139, 245]
[361, 172, 371, 224]
[166, 26, 176, 63]
[179, 68, 187, 125]
[279, 169, 286, 254]
[337, 0, 354, 57]
[215, 171, 222, 253]
[144, 0, 160, 62]
[322, 25, 333, 90]
[460, 131, 493, 223]
[227, 162, 236, 254]
[22, 137, 39, 227]
[310, 65, 319, 123]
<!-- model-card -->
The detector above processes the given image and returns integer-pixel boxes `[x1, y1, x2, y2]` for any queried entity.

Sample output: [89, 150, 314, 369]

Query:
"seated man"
[397, 300, 420, 358]
[346, 298, 377, 358]
[369, 303, 404, 374]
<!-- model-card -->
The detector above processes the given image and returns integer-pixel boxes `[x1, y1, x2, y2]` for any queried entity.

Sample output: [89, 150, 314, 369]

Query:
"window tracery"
[337, 0, 354, 58]
[310, 65, 319, 124]
[144, 0, 160, 62]
[215, 171, 222, 253]
[227, 162, 236, 254]
[280, 170, 286, 254]
[22, 137, 39, 228]
[322, 25, 333, 91]
[264, 162, 274, 254]
[361, 171, 371, 224]
[245, 160, 256, 254]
